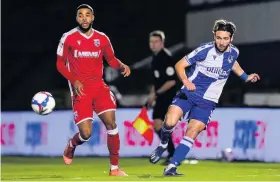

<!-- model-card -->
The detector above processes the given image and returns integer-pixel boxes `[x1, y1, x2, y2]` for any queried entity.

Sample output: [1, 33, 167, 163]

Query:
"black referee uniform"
[152, 48, 177, 119]
[151, 47, 177, 161]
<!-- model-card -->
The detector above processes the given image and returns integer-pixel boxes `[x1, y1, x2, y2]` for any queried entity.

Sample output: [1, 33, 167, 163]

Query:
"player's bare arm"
[175, 58, 196, 91]
[232, 61, 260, 83]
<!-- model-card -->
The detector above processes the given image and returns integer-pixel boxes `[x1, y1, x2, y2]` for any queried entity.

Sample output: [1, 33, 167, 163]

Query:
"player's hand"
[73, 80, 85, 97]
[121, 64, 131, 77]
[183, 79, 196, 91]
[246, 73, 260, 83]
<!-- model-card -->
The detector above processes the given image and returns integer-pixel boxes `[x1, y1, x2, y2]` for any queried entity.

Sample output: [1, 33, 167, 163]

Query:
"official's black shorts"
[152, 96, 174, 121]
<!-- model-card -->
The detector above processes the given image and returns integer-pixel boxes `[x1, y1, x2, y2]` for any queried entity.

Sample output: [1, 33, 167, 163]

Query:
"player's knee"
[153, 119, 163, 131]
[104, 121, 117, 131]
[164, 106, 182, 128]
[164, 113, 178, 128]
[80, 129, 92, 141]
[154, 125, 161, 132]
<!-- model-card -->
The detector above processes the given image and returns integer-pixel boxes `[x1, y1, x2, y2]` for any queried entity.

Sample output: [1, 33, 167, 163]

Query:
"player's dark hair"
[149, 30, 165, 41]
[212, 19, 236, 37]
[77, 4, 94, 14]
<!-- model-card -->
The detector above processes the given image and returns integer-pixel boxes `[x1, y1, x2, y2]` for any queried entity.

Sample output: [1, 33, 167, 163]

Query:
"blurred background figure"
[146, 30, 178, 165]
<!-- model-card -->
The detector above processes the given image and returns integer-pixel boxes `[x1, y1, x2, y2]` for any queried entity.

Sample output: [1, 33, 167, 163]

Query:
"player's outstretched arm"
[232, 61, 260, 83]
[175, 57, 196, 91]
[103, 35, 131, 77]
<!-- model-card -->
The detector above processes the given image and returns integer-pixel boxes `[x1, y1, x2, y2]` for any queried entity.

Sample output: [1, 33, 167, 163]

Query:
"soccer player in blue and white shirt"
[149, 19, 260, 176]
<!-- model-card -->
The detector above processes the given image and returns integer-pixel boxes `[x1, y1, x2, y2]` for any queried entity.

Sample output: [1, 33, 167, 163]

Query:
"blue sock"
[170, 136, 194, 166]
[160, 123, 174, 145]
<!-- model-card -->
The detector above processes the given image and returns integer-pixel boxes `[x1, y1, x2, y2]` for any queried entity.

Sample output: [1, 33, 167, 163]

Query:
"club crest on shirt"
[94, 39, 100, 47]
[228, 55, 233, 63]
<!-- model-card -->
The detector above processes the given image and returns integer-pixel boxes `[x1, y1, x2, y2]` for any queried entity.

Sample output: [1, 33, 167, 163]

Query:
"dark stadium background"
[2, 0, 279, 110]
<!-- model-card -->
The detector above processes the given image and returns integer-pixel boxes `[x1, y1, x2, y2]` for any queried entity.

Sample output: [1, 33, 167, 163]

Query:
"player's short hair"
[77, 4, 94, 14]
[149, 30, 165, 41]
[212, 19, 236, 37]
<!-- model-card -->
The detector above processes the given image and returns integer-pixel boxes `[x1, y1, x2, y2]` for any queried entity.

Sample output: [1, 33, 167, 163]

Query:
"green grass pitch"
[1, 156, 280, 181]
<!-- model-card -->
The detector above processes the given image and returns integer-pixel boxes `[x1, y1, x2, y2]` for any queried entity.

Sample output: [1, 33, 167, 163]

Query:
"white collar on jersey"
[77, 27, 95, 39]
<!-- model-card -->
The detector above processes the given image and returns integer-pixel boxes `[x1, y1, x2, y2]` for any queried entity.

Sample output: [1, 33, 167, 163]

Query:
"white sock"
[111, 165, 119, 170]
[167, 163, 176, 169]
[69, 140, 74, 148]
[159, 142, 168, 148]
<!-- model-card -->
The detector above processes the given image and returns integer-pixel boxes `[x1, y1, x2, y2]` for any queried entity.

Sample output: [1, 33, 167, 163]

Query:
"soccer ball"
[217, 148, 235, 162]
[31, 91, 55, 115]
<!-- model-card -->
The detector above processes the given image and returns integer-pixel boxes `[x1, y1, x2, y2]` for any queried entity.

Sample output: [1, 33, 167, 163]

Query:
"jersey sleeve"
[57, 33, 68, 59]
[230, 44, 240, 61]
[103, 34, 123, 69]
[184, 46, 210, 65]
[56, 34, 78, 84]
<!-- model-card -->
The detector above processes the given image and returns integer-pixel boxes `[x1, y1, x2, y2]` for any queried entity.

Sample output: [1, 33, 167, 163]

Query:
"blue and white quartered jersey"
[183, 41, 239, 103]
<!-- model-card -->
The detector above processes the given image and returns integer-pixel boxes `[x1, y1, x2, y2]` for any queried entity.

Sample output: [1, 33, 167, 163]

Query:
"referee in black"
[146, 30, 177, 165]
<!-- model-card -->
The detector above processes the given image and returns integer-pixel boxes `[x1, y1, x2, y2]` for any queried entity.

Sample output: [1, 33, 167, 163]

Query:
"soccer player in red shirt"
[56, 4, 131, 176]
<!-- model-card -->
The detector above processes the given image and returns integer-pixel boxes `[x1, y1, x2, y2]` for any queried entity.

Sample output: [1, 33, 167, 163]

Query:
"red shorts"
[71, 86, 116, 125]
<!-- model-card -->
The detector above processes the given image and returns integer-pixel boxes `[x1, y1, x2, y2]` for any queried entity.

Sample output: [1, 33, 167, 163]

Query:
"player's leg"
[152, 103, 163, 143]
[163, 105, 215, 176]
[152, 102, 175, 165]
[94, 89, 127, 176]
[63, 95, 93, 165]
[150, 92, 192, 164]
